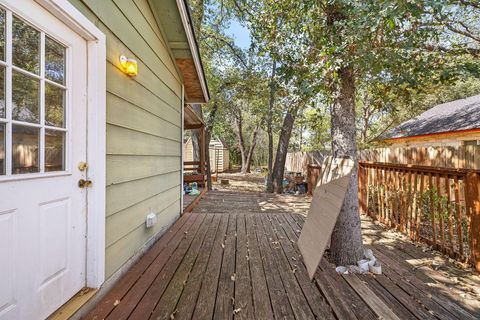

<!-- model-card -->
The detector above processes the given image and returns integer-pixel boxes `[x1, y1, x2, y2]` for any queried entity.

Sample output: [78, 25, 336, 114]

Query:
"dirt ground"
[212, 172, 267, 192]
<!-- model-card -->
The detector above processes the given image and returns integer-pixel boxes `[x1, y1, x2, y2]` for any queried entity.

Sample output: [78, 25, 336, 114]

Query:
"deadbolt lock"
[78, 179, 93, 188]
[78, 162, 88, 171]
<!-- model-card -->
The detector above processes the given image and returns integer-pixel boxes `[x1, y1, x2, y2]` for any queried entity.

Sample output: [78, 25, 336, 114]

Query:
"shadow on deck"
[84, 190, 480, 320]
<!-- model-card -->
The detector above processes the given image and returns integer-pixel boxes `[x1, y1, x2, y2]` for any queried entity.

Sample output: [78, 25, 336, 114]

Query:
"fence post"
[358, 163, 367, 215]
[307, 165, 311, 196]
[465, 171, 480, 272]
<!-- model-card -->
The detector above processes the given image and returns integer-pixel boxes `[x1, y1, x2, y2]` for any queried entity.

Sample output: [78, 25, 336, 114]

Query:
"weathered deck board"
[85, 212, 197, 320]
[279, 212, 377, 320]
[173, 214, 222, 320]
[127, 214, 207, 320]
[191, 214, 229, 319]
[149, 214, 218, 319]
[244, 214, 274, 319]
[253, 214, 296, 319]
[234, 214, 255, 319]
[213, 214, 236, 320]
[269, 214, 334, 319]
[258, 214, 316, 320]
[85, 190, 479, 320]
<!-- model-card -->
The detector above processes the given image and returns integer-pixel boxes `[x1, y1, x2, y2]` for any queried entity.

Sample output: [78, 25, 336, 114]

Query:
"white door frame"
[34, 0, 106, 288]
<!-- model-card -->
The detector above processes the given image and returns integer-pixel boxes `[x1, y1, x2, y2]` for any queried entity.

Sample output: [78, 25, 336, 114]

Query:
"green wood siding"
[68, 0, 183, 278]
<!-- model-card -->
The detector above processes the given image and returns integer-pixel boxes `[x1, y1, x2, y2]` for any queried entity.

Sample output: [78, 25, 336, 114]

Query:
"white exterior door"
[0, 0, 88, 319]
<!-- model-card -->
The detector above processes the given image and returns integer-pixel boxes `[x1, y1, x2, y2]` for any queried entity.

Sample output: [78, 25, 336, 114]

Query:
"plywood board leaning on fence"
[298, 156, 354, 279]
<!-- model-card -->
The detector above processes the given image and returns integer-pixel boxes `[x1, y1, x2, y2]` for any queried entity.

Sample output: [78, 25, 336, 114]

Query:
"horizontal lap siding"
[69, 0, 183, 277]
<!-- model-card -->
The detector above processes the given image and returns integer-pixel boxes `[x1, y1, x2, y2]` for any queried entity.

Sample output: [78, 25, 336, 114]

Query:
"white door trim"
[34, 0, 106, 288]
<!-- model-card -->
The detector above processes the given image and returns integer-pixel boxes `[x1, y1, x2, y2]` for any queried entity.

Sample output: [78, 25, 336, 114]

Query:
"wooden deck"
[182, 187, 206, 213]
[85, 190, 480, 320]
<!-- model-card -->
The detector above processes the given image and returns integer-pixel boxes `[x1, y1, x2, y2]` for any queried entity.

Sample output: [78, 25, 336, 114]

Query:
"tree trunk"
[245, 124, 260, 173]
[234, 111, 248, 173]
[204, 101, 219, 190]
[329, 67, 364, 266]
[191, 104, 203, 161]
[266, 60, 276, 192]
[272, 107, 298, 193]
[360, 93, 371, 144]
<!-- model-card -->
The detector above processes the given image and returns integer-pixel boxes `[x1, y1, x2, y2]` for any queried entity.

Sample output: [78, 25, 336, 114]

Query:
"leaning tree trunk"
[191, 104, 203, 161]
[329, 67, 364, 266]
[266, 60, 276, 192]
[272, 107, 298, 193]
[234, 111, 248, 174]
[245, 124, 260, 173]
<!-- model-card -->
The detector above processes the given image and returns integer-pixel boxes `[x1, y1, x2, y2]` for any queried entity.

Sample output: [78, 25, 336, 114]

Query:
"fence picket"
[411, 172, 418, 240]
[436, 173, 445, 252]
[454, 176, 464, 260]
[418, 173, 425, 241]
[429, 173, 437, 248]
[446, 176, 454, 255]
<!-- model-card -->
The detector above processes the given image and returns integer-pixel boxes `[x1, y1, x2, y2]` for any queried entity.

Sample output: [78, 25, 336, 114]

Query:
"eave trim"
[176, 0, 210, 103]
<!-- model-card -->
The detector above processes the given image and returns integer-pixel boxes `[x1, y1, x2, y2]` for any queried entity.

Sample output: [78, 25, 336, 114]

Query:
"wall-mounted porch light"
[120, 55, 138, 77]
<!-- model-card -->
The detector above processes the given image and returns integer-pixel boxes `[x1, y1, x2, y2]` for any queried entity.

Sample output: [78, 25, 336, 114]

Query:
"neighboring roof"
[149, 0, 209, 103]
[210, 137, 229, 149]
[383, 94, 480, 140]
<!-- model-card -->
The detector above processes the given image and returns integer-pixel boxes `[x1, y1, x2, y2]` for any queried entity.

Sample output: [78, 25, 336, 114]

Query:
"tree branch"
[459, 0, 480, 10]
[443, 21, 480, 43]
[422, 44, 480, 57]
[202, 32, 249, 68]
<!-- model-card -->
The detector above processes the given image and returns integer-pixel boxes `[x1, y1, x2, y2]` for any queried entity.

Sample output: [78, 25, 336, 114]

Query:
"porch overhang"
[149, 0, 210, 104]
[184, 104, 204, 130]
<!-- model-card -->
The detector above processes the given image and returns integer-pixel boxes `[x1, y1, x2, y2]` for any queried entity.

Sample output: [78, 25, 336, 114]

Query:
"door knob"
[78, 179, 93, 188]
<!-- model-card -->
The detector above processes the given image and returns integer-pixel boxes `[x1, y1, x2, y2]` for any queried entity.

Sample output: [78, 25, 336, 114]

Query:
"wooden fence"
[285, 151, 327, 175]
[358, 144, 480, 169]
[358, 161, 480, 271]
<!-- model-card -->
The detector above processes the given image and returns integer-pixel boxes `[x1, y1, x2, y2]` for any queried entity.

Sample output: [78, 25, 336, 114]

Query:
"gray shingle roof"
[383, 94, 480, 140]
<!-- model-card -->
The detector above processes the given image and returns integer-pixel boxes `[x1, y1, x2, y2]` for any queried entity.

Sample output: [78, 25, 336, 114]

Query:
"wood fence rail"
[183, 161, 208, 186]
[358, 161, 480, 272]
[285, 151, 327, 175]
[358, 144, 480, 169]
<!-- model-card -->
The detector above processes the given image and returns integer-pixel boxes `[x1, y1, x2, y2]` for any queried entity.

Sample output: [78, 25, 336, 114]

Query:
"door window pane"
[0, 9, 69, 176]
[12, 125, 39, 174]
[13, 16, 40, 74]
[45, 129, 64, 172]
[0, 67, 4, 118]
[45, 83, 65, 127]
[0, 124, 4, 175]
[0, 10, 5, 62]
[45, 36, 65, 84]
[12, 71, 40, 123]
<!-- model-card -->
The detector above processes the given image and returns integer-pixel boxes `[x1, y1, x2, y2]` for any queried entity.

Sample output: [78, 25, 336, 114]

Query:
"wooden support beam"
[466, 172, 480, 271]
[199, 127, 205, 176]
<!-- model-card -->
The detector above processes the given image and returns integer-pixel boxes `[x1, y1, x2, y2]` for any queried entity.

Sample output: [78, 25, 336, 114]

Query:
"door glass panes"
[0, 124, 4, 175]
[0, 9, 5, 62]
[12, 71, 39, 123]
[45, 82, 64, 127]
[13, 16, 40, 74]
[45, 129, 64, 172]
[1, 11, 68, 176]
[12, 125, 39, 174]
[45, 36, 65, 84]
[0, 67, 5, 118]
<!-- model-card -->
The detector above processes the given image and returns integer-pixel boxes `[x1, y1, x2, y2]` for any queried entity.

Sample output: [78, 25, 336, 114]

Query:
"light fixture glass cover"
[120, 55, 137, 76]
